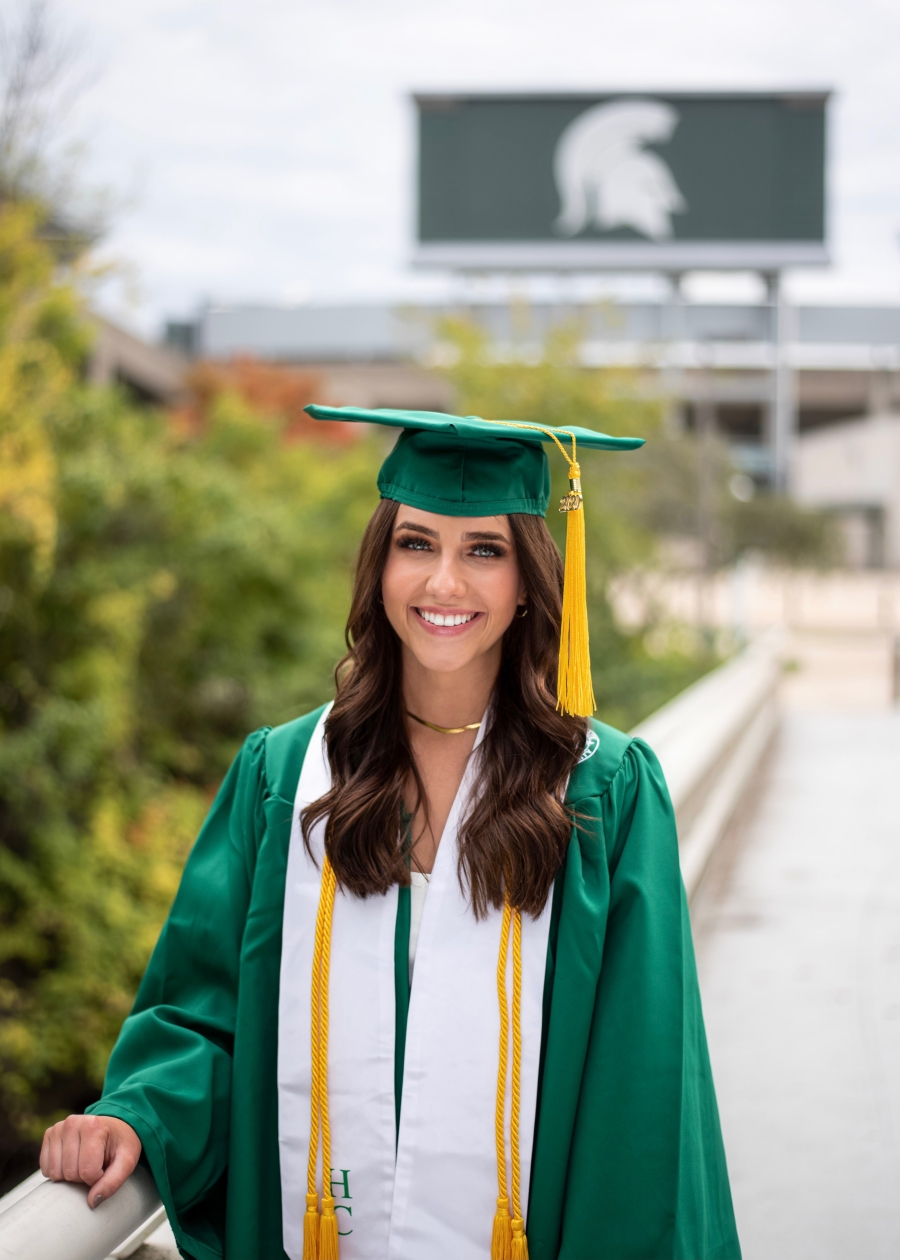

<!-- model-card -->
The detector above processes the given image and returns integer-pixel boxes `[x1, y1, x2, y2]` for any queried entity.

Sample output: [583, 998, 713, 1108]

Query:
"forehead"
[393, 505, 512, 538]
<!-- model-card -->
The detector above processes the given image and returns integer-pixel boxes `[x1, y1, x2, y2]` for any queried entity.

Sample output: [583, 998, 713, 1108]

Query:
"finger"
[39, 1128, 51, 1178]
[40, 1124, 59, 1179]
[77, 1126, 107, 1187]
[88, 1143, 140, 1209]
[60, 1117, 83, 1182]
[43, 1124, 64, 1181]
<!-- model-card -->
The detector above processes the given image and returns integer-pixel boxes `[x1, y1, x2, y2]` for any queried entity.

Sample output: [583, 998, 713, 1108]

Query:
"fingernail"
[92, 1193, 103, 1208]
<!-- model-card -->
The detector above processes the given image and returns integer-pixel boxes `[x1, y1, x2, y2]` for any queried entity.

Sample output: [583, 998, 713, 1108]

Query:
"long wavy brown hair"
[301, 498, 587, 917]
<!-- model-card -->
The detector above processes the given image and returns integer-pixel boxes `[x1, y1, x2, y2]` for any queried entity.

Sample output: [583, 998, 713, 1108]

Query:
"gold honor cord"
[307, 863, 533, 1256]
[492, 902, 530, 1260]
[304, 857, 340, 1260]
[476, 418, 595, 718]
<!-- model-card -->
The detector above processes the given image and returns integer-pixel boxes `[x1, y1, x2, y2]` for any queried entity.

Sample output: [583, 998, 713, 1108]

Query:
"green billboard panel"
[415, 92, 829, 270]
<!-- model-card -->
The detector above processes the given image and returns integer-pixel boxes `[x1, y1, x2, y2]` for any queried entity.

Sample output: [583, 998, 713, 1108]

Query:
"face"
[381, 506, 525, 676]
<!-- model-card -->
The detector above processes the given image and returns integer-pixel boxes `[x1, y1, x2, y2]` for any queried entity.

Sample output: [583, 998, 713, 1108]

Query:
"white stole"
[278, 705, 553, 1260]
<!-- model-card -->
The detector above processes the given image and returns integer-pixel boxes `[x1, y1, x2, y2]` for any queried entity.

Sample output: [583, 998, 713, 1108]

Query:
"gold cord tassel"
[492, 1197, 513, 1260]
[557, 461, 595, 717]
[511, 1216, 530, 1259]
[302, 1193, 320, 1260]
[319, 1196, 339, 1260]
[495, 901, 529, 1260]
[306, 857, 340, 1260]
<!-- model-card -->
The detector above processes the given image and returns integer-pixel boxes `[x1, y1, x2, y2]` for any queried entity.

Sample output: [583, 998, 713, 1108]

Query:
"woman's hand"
[40, 1114, 142, 1209]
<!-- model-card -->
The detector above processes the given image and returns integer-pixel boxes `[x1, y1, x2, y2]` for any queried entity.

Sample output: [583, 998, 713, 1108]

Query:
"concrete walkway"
[695, 703, 900, 1259]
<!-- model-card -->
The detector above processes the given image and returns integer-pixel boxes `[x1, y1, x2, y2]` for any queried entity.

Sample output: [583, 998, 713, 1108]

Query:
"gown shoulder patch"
[577, 726, 601, 764]
[567, 718, 633, 802]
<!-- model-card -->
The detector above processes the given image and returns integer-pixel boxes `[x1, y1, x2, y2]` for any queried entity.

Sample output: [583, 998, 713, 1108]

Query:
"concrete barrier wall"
[633, 632, 781, 898]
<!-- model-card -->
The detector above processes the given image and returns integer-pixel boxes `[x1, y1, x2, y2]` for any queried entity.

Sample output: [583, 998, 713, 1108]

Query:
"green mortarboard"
[305, 405, 642, 517]
[303, 404, 645, 716]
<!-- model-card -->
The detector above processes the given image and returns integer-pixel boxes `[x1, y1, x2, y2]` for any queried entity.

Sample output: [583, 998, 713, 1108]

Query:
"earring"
[515, 604, 528, 618]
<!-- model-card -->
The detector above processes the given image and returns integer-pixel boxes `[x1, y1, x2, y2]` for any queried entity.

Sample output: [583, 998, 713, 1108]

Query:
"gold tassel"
[319, 1195, 340, 1260]
[557, 462, 595, 717]
[302, 1193, 320, 1260]
[511, 1216, 530, 1259]
[491, 1195, 513, 1260]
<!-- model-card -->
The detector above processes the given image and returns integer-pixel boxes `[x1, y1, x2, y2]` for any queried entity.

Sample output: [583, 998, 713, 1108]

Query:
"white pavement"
[695, 640, 900, 1259]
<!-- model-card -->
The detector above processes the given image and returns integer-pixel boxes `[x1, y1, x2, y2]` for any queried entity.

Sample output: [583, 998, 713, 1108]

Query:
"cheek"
[478, 562, 522, 622]
[381, 551, 415, 625]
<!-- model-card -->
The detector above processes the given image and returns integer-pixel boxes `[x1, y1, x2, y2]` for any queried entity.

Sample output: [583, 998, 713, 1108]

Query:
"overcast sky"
[50, 0, 900, 333]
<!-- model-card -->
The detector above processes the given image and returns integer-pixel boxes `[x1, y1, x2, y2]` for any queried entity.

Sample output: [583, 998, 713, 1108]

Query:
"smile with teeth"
[416, 608, 479, 627]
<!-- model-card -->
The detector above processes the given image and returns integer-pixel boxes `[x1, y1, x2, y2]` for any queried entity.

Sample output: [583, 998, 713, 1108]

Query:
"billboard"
[414, 91, 829, 271]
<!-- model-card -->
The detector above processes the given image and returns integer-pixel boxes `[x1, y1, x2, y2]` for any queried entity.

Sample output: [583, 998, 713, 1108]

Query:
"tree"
[0, 0, 102, 248]
[0, 202, 388, 1179]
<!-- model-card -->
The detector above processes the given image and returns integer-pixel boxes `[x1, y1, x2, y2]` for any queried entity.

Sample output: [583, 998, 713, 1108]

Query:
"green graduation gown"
[87, 706, 741, 1260]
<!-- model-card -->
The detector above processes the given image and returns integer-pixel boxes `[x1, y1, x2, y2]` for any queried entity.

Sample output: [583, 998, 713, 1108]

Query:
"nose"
[423, 549, 466, 602]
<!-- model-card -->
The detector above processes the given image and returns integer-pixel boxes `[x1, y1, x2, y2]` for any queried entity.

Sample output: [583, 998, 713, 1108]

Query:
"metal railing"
[0, 634, 780, 1256]
[0, 1166, 165, 1260]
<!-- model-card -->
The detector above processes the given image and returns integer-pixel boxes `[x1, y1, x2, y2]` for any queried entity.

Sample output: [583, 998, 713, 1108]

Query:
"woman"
[41, 407, 741, 1260]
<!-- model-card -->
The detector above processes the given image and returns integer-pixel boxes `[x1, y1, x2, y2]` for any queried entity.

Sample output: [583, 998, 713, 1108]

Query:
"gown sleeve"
[85, 727, 271, 1260]
[531, 736, 741, 1260]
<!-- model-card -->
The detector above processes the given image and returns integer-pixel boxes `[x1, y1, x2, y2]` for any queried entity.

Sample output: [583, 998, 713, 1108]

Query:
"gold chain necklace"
[406, 710, 482, 735]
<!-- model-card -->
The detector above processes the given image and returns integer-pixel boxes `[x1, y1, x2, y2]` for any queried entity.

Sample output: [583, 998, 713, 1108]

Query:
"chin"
[407, 639, 482, 674]
[413, 650, 477, 674]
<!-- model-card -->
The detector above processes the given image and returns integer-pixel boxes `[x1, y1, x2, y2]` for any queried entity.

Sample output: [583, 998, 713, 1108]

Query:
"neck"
[401, 645, 499, 729]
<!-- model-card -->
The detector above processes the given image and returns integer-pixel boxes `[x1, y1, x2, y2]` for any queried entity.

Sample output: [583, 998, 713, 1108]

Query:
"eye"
[470, 542, 507, 558]
[396, 534, 432, 552]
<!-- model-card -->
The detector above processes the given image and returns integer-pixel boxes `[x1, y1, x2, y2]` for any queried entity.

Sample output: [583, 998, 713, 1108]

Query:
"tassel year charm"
[559, 469, 583, 513]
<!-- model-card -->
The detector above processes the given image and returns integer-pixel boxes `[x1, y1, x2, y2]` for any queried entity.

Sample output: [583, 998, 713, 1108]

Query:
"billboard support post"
[661, 273, 686, 437]
[766, 271, 796, 494]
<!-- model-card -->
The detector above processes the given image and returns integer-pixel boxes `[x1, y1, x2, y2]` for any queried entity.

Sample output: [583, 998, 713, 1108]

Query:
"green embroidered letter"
[329, 1168, 352, 1199]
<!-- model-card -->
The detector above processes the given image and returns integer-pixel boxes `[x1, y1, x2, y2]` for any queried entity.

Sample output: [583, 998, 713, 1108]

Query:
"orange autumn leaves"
[170, 357, 357, 447]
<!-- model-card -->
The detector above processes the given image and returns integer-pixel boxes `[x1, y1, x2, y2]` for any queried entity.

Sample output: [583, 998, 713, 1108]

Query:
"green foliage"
[723, 492, 840, 568]
[0, 202, 92, 579]
[620, 415, 837, 570]
[0, 203, 390, 1154]
[0, 381, 386, 1145]
[0, 388, 387, 1127]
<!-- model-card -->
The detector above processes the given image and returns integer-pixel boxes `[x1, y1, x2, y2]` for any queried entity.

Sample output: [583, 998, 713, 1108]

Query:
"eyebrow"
[395, 521, 511, 545]
[395, 520, 439, 538]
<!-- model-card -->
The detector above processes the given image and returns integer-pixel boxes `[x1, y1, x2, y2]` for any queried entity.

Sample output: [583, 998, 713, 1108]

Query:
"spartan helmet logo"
[553, 99, 687, 240]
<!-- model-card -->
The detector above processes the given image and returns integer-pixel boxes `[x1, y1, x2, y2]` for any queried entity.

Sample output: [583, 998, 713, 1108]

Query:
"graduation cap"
[306, 405, 644, 719]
